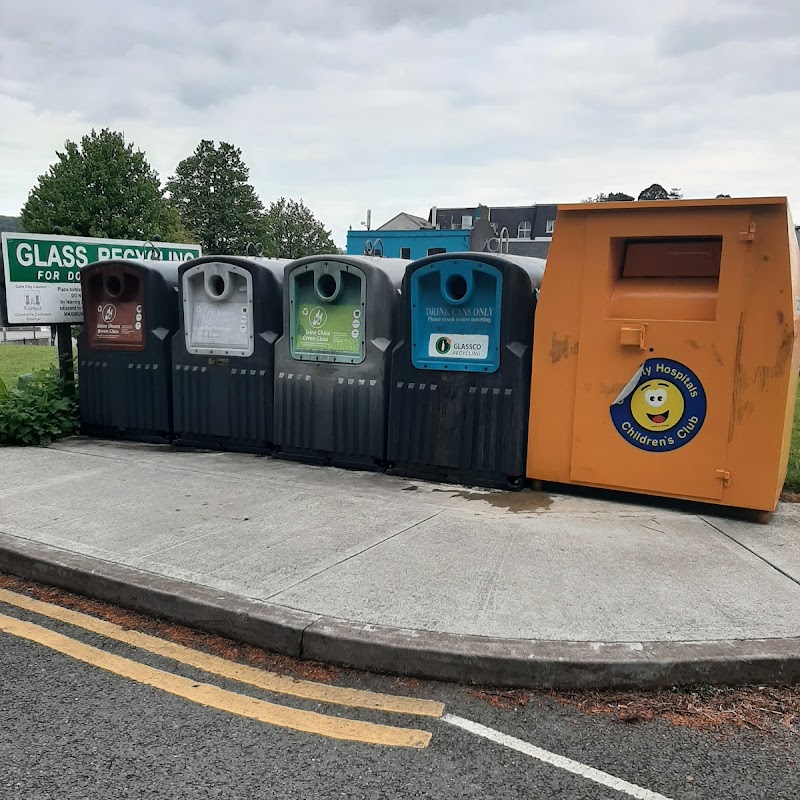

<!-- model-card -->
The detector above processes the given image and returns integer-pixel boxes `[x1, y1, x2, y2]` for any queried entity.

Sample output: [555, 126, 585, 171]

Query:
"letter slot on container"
[527, 197, 800, 518]
[172, 256, 289, 452]
[273, 255, 407, 468]
[78, 258, 180, 442]
[387, 252, 544, 488]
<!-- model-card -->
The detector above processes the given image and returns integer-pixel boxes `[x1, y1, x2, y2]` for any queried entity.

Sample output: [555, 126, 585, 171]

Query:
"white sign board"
[1, 232, 202, 325]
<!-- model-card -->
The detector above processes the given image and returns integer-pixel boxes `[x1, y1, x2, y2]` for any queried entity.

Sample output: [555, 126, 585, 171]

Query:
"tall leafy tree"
[260, 197, 336, 259]
[20, 128, 188, 241]
[638, 184, 683, 201]
[167, 140, 264, 254]
[637, 183, 669, 201]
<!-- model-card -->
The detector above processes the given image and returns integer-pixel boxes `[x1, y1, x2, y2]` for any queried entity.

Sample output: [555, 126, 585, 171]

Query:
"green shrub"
[0, 366, 78, 446]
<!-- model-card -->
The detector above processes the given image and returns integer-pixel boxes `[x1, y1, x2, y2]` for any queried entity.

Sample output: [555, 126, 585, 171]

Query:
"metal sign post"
[56, 323, 75, 398]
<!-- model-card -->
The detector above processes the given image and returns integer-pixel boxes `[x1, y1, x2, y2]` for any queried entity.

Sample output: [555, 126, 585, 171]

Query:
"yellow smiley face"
[630, 379, 685, 432]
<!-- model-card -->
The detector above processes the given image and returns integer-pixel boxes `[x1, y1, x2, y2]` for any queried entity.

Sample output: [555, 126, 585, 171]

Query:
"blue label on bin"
[410, 259, 502, 373]
[610, 358, 707, 452]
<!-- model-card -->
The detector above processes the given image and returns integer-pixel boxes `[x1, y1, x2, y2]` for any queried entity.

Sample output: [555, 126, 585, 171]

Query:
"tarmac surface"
[1, 437, 799, 688]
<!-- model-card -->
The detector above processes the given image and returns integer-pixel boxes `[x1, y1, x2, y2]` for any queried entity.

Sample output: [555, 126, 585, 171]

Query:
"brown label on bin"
[88, 300, 145, 350]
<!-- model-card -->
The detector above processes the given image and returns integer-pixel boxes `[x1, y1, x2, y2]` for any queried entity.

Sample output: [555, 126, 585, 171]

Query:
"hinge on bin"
[715, 469, 731, 487]
[739, 221, 756, 242]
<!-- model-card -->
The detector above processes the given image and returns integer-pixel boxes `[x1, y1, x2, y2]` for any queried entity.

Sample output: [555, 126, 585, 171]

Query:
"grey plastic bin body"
[387, 252, 544, 489]
[78, 258, 180, 442]
[172, 256, 288, 453]
[273, 255, 407, 468]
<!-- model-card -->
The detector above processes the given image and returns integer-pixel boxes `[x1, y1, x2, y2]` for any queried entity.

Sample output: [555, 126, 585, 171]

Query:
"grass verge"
[784, 381, 800, 493]
[0, 344, 57, 387]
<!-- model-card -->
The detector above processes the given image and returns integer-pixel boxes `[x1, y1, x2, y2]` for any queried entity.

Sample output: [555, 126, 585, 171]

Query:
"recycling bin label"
[428, 333, 489, 360]
[89, 300, 145, 348]
[190, 302, 249, 347]
[410, 259, 503, 373]
[181, 263, 255, 357]
[292, 271, 364, 361]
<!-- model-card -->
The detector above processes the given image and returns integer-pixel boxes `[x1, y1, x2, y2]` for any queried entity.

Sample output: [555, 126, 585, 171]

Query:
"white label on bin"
[191, 302, 249, 347]
[428, 333, 489, 360]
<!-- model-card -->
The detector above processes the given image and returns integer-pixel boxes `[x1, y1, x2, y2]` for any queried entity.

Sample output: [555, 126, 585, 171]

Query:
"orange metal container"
[527, 197, 800, 514]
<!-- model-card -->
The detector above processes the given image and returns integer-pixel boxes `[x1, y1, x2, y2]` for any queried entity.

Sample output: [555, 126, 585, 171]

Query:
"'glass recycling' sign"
[1, 232, 201, 325]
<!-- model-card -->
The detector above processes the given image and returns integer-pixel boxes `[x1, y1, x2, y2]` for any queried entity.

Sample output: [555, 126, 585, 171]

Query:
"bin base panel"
[387, 463, 526, 491]
[273, 447, 385, 472]
[529, 477, 780, 516]
[80, 425, 172, 445]
[172, 435, 273, 456]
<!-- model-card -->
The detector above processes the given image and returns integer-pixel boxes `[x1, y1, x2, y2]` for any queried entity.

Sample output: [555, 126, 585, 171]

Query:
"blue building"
[346, 204, 557, 259]
[346, 227, 469, 259]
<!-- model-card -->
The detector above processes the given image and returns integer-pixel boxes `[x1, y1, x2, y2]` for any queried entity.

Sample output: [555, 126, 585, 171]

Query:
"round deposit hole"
[208, 274, 226, 298]
[444, 273, 468, 302]
[105, 274, 122, 298]
[317, 273, 337, 300]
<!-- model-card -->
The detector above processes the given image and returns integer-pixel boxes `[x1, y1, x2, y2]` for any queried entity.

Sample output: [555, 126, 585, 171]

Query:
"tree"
[259, 198, 336, 259]
[20, 128, 188, 241]
[637, 184, 683, 201]
[637, 183, 669, 201]
[0, 215, 20, 233]
[581, 192, 634, 202]
[167, 140, 264, 254]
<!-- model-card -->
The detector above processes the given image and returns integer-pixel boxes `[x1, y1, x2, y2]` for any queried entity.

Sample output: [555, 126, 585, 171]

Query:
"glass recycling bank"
[17, 196, 800, 520]
[77, 258, 180, 442]
[172, 255, 289, 453]
[273, 254, 407, 469]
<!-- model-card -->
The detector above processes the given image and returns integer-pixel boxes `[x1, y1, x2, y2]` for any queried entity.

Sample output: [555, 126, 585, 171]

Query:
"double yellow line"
[0, 588, 443, 748]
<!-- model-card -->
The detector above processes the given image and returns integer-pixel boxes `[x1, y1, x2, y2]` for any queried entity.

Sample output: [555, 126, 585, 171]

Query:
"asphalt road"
[1, 589, 798, 800]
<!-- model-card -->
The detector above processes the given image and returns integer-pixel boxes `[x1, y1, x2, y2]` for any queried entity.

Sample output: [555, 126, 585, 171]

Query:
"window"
[517, 221, 532, 238]
[427, 247, 446, 256]
[545, 219, 555, 234]
[461, 215, 473, 229]
[400, 247, 411, 259]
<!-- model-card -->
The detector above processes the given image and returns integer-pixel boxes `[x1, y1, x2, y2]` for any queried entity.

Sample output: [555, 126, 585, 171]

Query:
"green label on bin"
[293, 276, 363, 358]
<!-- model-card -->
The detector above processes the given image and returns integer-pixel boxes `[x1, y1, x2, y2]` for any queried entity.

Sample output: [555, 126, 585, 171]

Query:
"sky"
[1, 0, 799, 247]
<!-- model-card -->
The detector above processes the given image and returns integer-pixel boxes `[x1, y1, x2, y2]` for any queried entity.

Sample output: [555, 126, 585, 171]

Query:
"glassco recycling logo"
[435, 336, 452, 354]
[610, 358, 707, 452]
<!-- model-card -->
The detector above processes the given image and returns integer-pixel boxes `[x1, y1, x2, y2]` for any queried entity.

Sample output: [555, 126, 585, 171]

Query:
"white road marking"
[442, 714, 673, 800]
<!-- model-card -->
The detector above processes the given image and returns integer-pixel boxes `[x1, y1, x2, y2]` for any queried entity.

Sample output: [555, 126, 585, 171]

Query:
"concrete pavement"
[1, 437, 799, 688]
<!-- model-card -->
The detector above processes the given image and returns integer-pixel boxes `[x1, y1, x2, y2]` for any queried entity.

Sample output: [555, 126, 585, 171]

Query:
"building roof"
[377, 212, 432, 231]
[506, 240, 552, 258]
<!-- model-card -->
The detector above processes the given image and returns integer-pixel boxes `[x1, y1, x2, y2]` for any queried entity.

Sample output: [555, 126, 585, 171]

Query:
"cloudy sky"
[1, 0, 798, 246]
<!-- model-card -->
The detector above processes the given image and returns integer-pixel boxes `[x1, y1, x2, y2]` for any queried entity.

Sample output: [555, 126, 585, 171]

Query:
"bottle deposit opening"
[208, 274, 226, 298]
[317, 273, 337, 301]
[445, 273, 468, 303]
[105, 274, 122, 298]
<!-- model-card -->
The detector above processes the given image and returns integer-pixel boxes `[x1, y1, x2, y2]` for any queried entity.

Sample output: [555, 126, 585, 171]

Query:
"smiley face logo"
[610, 358, 707, 453]
[630, 380, 685, 432]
